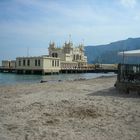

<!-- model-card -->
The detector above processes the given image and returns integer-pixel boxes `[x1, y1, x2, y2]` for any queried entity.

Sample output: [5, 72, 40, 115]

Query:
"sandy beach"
[0, 76, 140, 140]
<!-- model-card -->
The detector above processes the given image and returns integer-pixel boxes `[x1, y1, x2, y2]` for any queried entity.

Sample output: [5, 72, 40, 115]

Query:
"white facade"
[2, 60, 16, 68]
[1, 41, 88, 74]
[48, 41, 87, 68]
[16, 56, 60, 74]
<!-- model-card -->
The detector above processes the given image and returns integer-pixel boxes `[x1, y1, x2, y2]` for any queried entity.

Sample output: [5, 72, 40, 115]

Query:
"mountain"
[85, 37, 140, 64]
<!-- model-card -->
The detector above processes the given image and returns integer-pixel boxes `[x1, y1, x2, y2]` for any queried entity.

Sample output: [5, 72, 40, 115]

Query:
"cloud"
[0, 0, 140, 46]
[134, 15, 140, 21]
[120, 0, 137, 8]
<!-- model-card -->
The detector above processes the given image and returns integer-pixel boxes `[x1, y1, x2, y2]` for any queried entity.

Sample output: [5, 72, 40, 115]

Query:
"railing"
[118, 64, 140, 83]
[61, 67, 95, 70]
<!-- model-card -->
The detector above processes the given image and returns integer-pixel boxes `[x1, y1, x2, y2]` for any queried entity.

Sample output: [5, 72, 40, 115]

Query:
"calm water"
[0, 73, 116, 85]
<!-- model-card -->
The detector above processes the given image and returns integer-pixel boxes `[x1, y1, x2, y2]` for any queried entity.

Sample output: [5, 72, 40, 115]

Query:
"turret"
[49, 41, 56, 49]
[78, 43, 84, 52]
[64, 41, 73, 48]
[48, 41, 56, 56]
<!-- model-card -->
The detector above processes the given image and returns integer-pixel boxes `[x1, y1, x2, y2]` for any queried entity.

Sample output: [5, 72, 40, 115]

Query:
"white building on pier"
[48, 41, 87, 69]
[1, 41, 88, 74]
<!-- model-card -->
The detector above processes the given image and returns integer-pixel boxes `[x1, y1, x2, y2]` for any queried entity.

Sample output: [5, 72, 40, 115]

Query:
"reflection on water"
[0, 73, 116, 85]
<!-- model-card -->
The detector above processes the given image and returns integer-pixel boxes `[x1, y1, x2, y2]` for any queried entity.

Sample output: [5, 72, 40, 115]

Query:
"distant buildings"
[1, 41, 88, 74]
[2, 60, 16, 69]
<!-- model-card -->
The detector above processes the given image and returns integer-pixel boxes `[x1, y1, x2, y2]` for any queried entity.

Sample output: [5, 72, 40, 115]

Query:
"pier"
[0, 67, 16, 73]
[0, 40, 118, 75]
[60, 67, 117, 74]
[0, 67, 118, 74]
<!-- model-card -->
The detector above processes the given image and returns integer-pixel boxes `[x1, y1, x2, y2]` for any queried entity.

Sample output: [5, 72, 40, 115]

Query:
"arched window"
[55, 53, 58, 58]
[76, 54, 79, 60]
[52, 53, 54, 57]
[52, 53, 58, 58]
[73, 55, 75, 60]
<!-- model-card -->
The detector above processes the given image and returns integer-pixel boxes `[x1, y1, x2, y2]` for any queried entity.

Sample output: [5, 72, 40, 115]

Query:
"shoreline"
[0, 75, 140, 140]
[0, 73, 117, 87]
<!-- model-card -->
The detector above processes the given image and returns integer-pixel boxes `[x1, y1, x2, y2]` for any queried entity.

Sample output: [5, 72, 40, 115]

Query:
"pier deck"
[0, 67, 118, 74]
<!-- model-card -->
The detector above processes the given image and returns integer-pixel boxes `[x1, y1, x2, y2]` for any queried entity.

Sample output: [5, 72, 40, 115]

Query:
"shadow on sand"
[87, 87, 140, 99]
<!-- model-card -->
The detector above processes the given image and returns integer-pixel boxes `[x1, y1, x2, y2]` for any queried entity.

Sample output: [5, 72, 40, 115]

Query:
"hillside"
[85, 38, 140, 64]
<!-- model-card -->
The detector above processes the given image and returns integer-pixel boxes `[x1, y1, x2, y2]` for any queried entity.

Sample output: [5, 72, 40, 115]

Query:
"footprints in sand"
[68, 106, 101, 119]
[42, 100, 101, 120]
[19, 100, 102, 127]
[4, 124, 19, 131]
[42, 118, 60, 126]
[20, 102, 45, 112]
[2, 100, 104, 140]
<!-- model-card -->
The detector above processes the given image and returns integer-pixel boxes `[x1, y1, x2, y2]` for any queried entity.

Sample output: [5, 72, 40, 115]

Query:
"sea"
[0, 72, 116, 85]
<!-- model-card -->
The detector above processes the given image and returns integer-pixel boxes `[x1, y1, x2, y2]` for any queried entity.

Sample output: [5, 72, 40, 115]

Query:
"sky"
[0, 0, 140, 61]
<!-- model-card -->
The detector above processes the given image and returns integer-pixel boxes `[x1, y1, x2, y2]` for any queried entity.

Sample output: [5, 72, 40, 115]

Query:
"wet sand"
[0, 76, 140, 140]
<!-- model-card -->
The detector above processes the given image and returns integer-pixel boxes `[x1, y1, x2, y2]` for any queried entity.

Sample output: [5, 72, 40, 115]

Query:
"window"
[19, 60, 21, 66]
[8, 62, 11, 67]
[35, 60, 37, 66]
[55, 53, 58, 58]
[57, 60, 59, 66]
[73, 55, 76, 60]
[76, 55, 79, 60]
[23, 59, 26, 66]
[52, 60, 54, 67]
[55, 60, 57, 67]
[52, 53, 58, 58]
[27, 59, 30, 66]
[38, 60, 40, 66]
[52, 53, 54, 57]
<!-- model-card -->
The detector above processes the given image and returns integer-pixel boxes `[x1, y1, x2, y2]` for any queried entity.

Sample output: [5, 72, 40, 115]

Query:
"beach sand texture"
[0, 76, 140, 140]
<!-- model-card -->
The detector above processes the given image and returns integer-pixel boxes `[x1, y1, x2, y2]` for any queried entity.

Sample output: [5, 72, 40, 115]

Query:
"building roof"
[118, 49, 140, 57]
